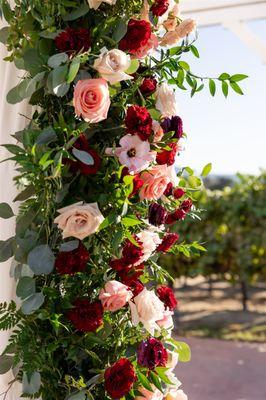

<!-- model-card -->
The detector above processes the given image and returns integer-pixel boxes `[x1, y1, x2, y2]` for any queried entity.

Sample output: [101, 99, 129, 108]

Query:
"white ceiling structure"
[182, 0, 266, 63]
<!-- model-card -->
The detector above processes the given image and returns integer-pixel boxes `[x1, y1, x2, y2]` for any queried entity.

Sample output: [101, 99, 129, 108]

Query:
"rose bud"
[139, 77, 157, 96]
[173, 188, 185, 200]
[165, 208, 186, 224]
[181, 199, 193, 212]
[164, 182, 173, 197]
[157, 285, 178, 310]
[148, 203, 167, 226]
[151, 0, 170, 17]
[157, 232, 179, 253]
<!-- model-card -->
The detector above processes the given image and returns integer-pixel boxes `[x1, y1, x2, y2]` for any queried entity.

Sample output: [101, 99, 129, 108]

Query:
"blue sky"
[176, 19, 266, 176]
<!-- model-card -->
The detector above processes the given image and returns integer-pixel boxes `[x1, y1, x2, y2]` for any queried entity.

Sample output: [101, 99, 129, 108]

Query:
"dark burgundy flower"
[151, 0, 170, 17]
[149, 203, 167, 226]
[139, 77, 157, 96]
[173, 188, 185, 200]
[161, 116, 183, 139]
[125, 105, 153, 141]
[55, 242, 89, 275]
[181, 199, 193, 212]
[157, 285, 177, 311]
[166, 209, 186, 224]
[137, 337, 168, 369]
[66, 134, 101, 175]
[164, 182, 173, 197]
[156, 142, 178, 166]
[110, 238, 144, 272]
[157, 232, 179, 253]
[104, 358, 136, 399]
[67, 299, 103, 332]
[55, 28, 91, 55]
[119, 19, 152, 56]
[119, 267, 144, 296]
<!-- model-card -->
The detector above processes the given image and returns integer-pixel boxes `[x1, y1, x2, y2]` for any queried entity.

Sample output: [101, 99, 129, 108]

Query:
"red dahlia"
[119, 19, 152, 55]
[55, 242, 89, 275]
[55, 28, 91, 55]
[139, 77, 157, 96]
[157, 285, 177, 311]
[104, 358, 136, 399]
[157, 232, 179, 253]
[151, 0, 170, 17]
[156, 142, 178, 166]
[125, 105, 153, 141]
[137, 337, 168, 369]
[67, 299, 103, 332]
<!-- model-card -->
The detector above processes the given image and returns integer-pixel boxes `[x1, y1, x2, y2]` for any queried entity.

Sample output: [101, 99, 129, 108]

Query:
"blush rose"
[139, 164, 171, 200]
[99, 280, 133, 312]
[93, 49, 133, 84]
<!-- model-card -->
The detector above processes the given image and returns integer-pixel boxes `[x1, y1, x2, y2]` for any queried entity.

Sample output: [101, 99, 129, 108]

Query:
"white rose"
[129, 288, 165, 335]
[136, 229, 162, 264]
[87, 0, 116, 10]
[54, 201, 104, 240]
[93, 49, 133, 84]
[155, 82, 179, 118]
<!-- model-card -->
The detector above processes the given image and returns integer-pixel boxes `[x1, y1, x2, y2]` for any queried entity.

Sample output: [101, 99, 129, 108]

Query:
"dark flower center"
[127, 148, 136, 157]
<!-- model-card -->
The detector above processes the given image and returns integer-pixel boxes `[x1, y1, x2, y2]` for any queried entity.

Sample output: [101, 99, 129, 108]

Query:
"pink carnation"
[99, 280, 133, 312]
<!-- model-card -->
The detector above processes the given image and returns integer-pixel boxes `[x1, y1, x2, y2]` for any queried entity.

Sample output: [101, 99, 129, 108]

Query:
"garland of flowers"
[0, 0, 247, 399]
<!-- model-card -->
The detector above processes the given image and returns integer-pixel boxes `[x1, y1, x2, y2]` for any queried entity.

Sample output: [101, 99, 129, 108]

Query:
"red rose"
[148, 203, 167, 226]
[125, 105, 153, 141]
[157, 232, 179, 253]
[173, 188, 185, 200]
[181, 199, 193, 212]
[67, 299, 103, 332]
[164, 182, 173, 197]
[122, 168, 144, 197]
[139, 77, 157, 96]
[104, 358, 136, 399]
[157, 285, 177, 311]
[151, 0, 170, 17]
[55, 28, 91, 55]
[161, 116, 183, 139]
[110, 238, 144, 272]
[119, 19, 151, 55]
[137, 337, 168, 369]
[66, 134, 101, 175]
[156, 142, 178, 166]
[166, 208, 186, 224]
[55, 242, 90, 275]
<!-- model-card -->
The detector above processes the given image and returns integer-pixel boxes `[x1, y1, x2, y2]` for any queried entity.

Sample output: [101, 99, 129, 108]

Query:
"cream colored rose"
[129, 288, 165, 335]
[54, 201, 104, 240]
[93, 49, 133, 85]
[155, 82, 179, 118]
[87, 0, 116, 11]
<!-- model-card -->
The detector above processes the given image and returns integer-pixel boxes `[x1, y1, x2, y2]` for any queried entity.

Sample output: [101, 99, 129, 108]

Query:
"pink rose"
[73, 78, 110, 123]
[139, 165, 170, 200]
[165, 390, 188, 400]
[99, 280, 133, 312]
[157, 309, 174, 331]
[54, 201, 104, 240]
[136, 230, 162, 264]
[152, 120, 164, 143]
[135, 387, 163, 400]
[106, 134, 156, 174]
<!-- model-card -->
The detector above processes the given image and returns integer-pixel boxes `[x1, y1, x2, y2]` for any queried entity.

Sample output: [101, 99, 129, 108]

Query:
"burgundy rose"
[119, 19, 152, 55]
[104, 358, 136, 399]
[55, 27, 91, 55]
[151, 0, 170, 17]
[157, 285, 177, 311]
[157, 232, 179, 253]
[148, 203, 167, 226]
[166, 208, 186, 224]
[119, 267, 144, 297]
[156, 142, 178, 166]
[164, 182, 173, 197]
[110, 237, 144, 272]
[125, 105, 153, 141]
[173, 188, 185, 200]
[161, 116, 183, 139]
[139, 77, 157, 96]
[55, 242, 89, 275]
[67, 299, 103, 332]
[137, 337, 168, 369]
[181, 199, 193, 212]
[66, 134, 101, 175]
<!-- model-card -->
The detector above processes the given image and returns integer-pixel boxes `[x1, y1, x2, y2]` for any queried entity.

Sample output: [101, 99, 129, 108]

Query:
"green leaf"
[66, 391, 87, 400]
[99, 213, 117, 230]
[149, 372, 163, 392]
[36, 127, 57, 145]
[22, 371, 41, 394]
[72, 148, 94, 165]
[16, 277, 36, 300]
[51, 65, 69, 96]
[67, 59, 80, 83]
[6, 79, 30, 104]
[63, 4, 90, 21]
[170, 340, 191, 362]
[26, 72, 45, 98]
[148, 108, 161, 119]
[218, 73, 230, 81]
[60, 240, 80, 252]
[209, 79, 216, 97]
[0, 26, 9, 44]
[112, 19, 127, 42]
[48, 52, 68, 69]
[155, 367, 174, 385]
[14, 185, 35, 202]
[126, 59, 139, 75]
[21, 292, 45, 315]
[1, 0, 13, 22]
[0, 354, 13, 375]
[178, 61, 190, 71]
[27, 244, 55, 275]
[121, 216, 142, 227]
[201, 163, 212, 177]
[230, 74, 248, 82]
[137, 372, 153, 392]
[190, 44, 200, 58]
[230, 81, 244, 95]
[185, 166, 194, 176]
[222, 81, 229, 98]
[0, 202, 14, 219]
[0, 237, 14, 262]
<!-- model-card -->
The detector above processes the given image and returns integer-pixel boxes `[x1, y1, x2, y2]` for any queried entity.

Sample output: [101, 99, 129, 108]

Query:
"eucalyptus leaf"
[16, 277, 36, 300]
[0, 26, 9, 44]
[21, 292, 45, 315]
[60, 240, 79, 252]
[27, 244, 55, 275]
[48, 52, 68, 68]
[36, 127, 57, 144]
[22, 371, 41, 394]
[0, 354, 13, 375]
[0, 202, 14, 219]
[112, 19, 127, 42]
[14, 185, 35, 202]
[63, 4, 90, 21]
[0, 237, 14, 262]
[67, 59, 80, 83]
[72, 148, 94, 165]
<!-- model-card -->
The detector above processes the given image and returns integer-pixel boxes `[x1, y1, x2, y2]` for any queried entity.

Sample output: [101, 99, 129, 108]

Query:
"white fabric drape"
[0, 6, 33, 398]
